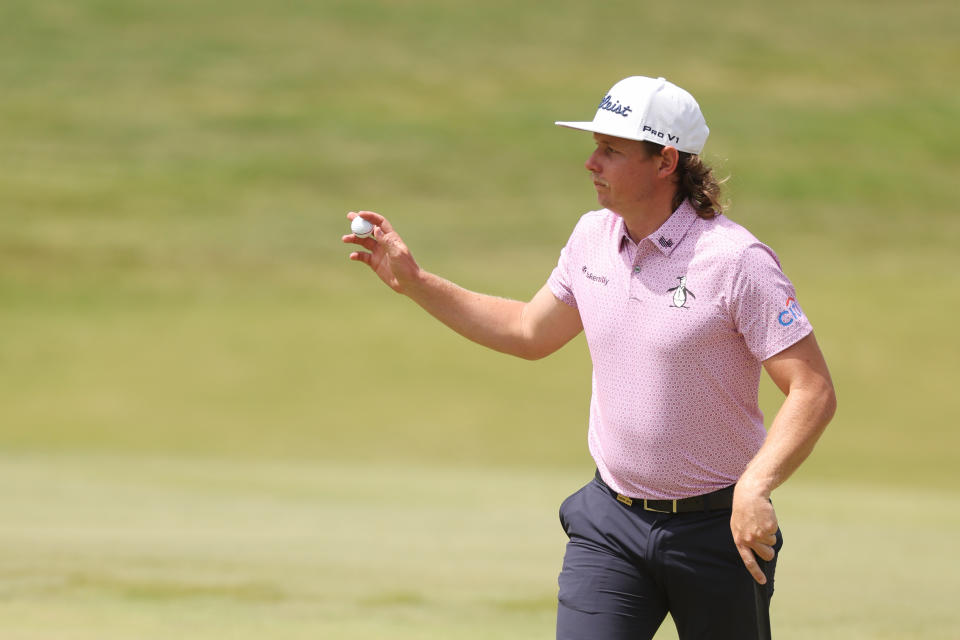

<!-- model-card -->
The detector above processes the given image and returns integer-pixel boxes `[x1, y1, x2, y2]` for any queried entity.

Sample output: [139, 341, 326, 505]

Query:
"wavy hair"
[643, 142, 726, 219]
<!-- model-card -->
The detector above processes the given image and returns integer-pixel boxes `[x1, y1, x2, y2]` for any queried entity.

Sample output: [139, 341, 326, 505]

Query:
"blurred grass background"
[1, 0, 958, 638]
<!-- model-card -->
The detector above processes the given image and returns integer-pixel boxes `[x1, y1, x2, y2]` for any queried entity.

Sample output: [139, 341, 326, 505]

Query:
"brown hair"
[642, 142, 726, 219]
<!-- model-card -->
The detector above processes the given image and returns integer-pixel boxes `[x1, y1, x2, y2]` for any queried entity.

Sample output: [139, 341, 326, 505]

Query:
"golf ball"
[351, 216, 374, 238]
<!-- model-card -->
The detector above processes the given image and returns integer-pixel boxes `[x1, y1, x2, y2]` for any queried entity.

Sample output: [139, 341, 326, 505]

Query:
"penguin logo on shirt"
[667, 276, 696, 309]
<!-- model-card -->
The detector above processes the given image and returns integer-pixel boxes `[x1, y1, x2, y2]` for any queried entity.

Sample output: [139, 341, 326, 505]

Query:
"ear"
[657, 146, 680, 178]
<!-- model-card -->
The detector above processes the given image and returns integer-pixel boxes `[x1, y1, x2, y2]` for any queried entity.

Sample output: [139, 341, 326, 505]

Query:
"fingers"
[758, 532, 778, 548]
[371, 224, 409, 261]
[346, 210, 393, 233]
[372, 224, 389, 246]
[737, 544, 772, 585]
[730, 493, 779, 584]
[341, 209, 412, 293]
[737, 545, 765, 584]
[343, 210, 397, 251]
[348, 251, 372, 265]
[735, 529, 777, 584]
[752, 538, 777, 561]
[340, 226, 400, 258]
[341, 233, 379, 250]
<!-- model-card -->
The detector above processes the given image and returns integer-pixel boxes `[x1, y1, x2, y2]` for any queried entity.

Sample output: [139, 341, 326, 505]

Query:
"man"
[342, 76, 836, 639]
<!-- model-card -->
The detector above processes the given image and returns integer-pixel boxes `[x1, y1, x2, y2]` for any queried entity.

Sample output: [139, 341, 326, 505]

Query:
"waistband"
[594, 470, 735, 514]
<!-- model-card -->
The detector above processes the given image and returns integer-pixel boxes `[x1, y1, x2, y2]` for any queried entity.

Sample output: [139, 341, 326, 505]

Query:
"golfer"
[342, 76, 836, 639]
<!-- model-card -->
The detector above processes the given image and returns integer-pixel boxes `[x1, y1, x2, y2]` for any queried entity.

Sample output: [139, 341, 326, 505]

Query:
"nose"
[585, 148, 601, 174]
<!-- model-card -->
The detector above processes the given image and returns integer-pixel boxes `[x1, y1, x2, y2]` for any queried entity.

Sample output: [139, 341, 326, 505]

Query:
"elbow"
[816, 378, 838, 427]
[788, 375, 836, 436]
[825, 385, 838, 423]
[517, 344, 551, 361]
[511, 329, 555, 361]
[513, 335, 562, 361]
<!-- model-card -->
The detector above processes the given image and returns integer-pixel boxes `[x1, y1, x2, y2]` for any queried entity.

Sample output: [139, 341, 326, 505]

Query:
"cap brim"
[554, 120, 644, 142]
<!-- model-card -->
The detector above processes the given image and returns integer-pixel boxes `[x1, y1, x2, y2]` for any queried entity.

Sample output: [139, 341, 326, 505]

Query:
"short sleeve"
[547, 231, 579, 309]
[730, 243, 813, 361]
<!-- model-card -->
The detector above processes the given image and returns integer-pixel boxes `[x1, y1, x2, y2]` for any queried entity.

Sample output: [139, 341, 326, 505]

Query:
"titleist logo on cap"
[598, 95, 632, 118]
[555, 76, 710, 154]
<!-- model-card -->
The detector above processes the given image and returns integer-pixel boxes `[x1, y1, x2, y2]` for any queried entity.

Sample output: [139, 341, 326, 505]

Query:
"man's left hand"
[731, 486, 779, 584]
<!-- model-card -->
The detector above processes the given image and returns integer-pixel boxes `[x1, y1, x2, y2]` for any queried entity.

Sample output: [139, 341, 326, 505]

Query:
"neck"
[619, 193, 678, 242]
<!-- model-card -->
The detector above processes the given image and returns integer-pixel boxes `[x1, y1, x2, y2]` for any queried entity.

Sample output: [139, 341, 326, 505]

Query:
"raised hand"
[342, 211, 421, 294]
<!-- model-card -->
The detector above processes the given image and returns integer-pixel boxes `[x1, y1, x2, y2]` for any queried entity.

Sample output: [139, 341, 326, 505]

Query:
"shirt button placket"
[629, 259, 643, 300]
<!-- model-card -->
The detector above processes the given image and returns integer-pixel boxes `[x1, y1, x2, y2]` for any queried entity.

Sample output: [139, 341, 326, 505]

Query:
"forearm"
[403, 270, 534, 358]
[738, 381, 836, 496]
[731, 334, 836, 583]
[343, 211, 579, 359]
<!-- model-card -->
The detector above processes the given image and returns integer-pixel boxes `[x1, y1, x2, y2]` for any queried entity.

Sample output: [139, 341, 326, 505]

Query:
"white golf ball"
[351, 216, 374, 238]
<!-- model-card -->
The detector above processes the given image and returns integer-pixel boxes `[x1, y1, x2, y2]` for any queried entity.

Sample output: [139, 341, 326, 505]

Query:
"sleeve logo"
[778, 297, 804, 326]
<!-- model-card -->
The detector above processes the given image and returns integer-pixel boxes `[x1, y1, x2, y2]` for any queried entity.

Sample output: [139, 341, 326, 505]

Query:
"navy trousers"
[557, 475, 781, 640]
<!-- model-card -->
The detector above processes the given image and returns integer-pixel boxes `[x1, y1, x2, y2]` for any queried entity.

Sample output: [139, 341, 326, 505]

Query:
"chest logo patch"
[581, 265, 609, 286]
[667, 276, 696, 308]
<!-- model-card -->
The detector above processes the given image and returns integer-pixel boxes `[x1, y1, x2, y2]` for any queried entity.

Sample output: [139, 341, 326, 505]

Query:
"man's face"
[584, 133, 660, 215]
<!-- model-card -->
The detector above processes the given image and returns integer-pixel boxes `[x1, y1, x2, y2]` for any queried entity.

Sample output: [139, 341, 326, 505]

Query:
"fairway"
[2, 454, 958, 639]
[2, 0, 959, 637]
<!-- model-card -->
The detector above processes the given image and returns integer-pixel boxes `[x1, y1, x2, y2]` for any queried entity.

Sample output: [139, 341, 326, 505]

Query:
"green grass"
[2, 454, 958, 639]
[1, 0, 959, 637]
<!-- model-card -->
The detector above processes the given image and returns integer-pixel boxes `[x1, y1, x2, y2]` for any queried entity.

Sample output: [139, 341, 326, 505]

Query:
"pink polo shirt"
[548, 201, 812, 500]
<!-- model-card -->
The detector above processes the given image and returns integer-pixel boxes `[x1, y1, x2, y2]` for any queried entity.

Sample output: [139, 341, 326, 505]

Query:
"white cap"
[555, 76, 709, 154]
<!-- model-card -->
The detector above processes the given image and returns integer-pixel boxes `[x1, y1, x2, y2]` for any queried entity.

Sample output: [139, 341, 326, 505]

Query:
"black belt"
[594, 470, 735, 514]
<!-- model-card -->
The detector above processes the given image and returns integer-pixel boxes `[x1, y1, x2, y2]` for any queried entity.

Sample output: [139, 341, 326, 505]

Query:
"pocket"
[557, 539, 606, 613]
[764, 528, 784, 599]
[558, 483, 590, 536]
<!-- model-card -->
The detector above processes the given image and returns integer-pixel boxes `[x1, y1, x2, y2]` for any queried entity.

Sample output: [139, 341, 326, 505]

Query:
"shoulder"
[692, 214, 781, 270]
[564, 208, 620, 246]
[573, 208, 618, 232]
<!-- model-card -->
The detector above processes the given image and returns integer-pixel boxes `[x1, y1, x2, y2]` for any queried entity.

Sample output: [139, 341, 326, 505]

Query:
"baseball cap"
[555, 76, 709, 154]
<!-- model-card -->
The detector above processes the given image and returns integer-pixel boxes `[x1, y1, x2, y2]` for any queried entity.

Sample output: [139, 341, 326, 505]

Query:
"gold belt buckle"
[643, 499, 677, 514]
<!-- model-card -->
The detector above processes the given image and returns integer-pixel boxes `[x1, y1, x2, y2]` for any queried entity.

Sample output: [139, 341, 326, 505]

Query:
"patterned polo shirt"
[547, 201, 812, 499]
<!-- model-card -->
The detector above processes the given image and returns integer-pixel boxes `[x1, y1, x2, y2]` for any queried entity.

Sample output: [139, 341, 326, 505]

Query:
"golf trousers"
[556, 473, 781, 640]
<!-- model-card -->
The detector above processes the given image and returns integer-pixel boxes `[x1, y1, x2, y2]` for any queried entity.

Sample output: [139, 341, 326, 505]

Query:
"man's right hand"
[342, 211, 420, 294]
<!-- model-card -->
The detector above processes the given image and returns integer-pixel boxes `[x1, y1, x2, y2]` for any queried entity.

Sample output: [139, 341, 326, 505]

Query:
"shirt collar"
[617, 200, 699, 256]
